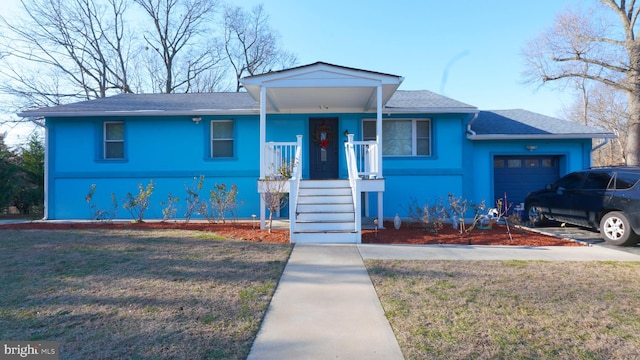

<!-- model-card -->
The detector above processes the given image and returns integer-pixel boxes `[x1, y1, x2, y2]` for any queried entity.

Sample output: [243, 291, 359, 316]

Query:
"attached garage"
[467, 109, 615, 215]
[493, 155, 560, 209]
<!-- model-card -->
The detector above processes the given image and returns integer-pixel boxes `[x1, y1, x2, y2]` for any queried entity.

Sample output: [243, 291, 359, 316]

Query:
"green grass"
[0, 229, 292, 360]
[366, 260, 640, 360]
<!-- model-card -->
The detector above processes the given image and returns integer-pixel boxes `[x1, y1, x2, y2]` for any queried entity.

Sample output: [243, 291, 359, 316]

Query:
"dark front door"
[309, 118, 339, 179]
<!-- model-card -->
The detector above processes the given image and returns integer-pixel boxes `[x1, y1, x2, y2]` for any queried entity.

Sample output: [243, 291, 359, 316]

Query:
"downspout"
[592, 137, 609, 152]
[43, 123, 48, 220]
[465, 112, 479, 137]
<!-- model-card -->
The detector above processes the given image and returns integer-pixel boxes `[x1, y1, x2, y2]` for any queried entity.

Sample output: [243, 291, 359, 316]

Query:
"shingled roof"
[18, 90, 477, 118]
[469, 109, 614, 139]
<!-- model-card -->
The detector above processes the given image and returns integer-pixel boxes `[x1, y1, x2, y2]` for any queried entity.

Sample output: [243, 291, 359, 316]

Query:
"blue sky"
[2, 0, 586, 146]
[240, 0, 585, 117]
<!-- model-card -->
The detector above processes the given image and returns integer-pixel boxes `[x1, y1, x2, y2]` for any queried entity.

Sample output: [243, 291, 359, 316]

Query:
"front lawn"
[367, 260, 640, 359]
[0, 229, 292, 359]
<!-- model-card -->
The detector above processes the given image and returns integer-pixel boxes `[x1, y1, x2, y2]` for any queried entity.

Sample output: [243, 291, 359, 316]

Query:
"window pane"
[507, 159, 521, 168]
[525, 159, 538, 168]
[106, 123, 123, 140]
[212, 121, 233, 138]
[105, 142, 124, 159]
[383, 120, 411, 155]
[542, 159, 554, 167]
[583, 172, 612, 189]
[615, 172, 640, 189]
[363, 121, 376, 141]
[494, 159, 505, 168]
[556, 172, 584, 190]
[416, 121, 430, 137]
[212, 140, 233, 158]
[416, 120, 430, 155]
[417, 139, 430, 155]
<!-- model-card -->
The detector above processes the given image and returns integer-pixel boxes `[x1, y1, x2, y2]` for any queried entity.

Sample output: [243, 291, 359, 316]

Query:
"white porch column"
[259, 86, 266, 229]
[376, 84, 384, 227]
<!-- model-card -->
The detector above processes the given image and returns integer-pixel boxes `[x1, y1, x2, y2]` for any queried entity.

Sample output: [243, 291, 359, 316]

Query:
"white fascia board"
[18, 109, 260, 118]
[383, 107, 479, 114]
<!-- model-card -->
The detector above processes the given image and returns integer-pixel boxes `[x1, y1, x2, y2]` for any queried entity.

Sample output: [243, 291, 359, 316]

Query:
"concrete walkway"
[247, 244, 404, 360]
[248, 242, 640, 360]
[358, 243, 640, 261]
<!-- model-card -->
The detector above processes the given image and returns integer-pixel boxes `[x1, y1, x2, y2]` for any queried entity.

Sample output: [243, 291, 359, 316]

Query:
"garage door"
[493, 156, 560, 211]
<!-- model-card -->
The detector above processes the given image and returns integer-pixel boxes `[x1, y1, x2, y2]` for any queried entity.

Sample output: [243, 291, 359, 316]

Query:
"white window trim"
[210, 120, 234, 158]
[104, 121, 124, 159]
[363, 118, 432, 156]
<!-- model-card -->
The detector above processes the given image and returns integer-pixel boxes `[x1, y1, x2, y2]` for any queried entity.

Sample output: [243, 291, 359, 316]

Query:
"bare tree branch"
[223, 4, 297, 92]
[522, 0, 640, 165]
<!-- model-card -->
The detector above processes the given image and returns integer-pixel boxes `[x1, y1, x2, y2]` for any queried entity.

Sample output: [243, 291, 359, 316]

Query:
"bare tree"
[134, 0, 224, 93]
[522, 0, 640, 165]
[223, 4, 297, 92]
[0, 0, 134, 110]
[563, 84, 629, 166]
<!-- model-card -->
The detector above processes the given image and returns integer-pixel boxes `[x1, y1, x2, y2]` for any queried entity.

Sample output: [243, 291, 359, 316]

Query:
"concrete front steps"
[292, 179, 359, 243]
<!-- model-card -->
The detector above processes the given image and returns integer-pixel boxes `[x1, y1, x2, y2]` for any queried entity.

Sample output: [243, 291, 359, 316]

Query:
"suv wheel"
[526, 203, 546, 226]
[600, 211, 640, 246]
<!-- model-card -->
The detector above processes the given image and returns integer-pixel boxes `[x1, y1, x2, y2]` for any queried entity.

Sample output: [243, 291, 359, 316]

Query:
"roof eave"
[384, 107, 479, 114]
[18, 109, 261, 118]
[467, 134, 617, 140]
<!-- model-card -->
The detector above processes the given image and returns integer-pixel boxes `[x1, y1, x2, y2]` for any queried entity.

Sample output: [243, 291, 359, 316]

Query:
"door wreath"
[313, 120, 332, 149]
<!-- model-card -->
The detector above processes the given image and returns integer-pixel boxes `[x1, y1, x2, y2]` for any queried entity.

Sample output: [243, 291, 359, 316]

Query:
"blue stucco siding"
[43, 110, 594, 221]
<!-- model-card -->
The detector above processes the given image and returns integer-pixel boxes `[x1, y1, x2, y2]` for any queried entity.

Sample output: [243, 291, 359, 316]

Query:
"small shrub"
[209, 183, 240, 224]
[260, 175, 289, 233]
[85, 184, 117, 222]
[446, 194, 486, 235]
[184, 175, 205, 223]
[407, 197, 447, 234]
[161, 193, 179, 222]
[122, 180, 154, 223]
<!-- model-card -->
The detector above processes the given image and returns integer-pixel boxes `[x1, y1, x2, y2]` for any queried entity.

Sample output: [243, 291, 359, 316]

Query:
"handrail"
[264, 141, 298, 179]
[288, 135, 303, 235]
[345, 134, 361, 236]
[348, 140, 379, 179]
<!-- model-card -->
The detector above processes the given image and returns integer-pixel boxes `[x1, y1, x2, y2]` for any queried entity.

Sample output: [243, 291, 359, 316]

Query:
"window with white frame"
[104, 121, 124, 159]
[362, 119, 431, 156]
[211, 120, 234, 158]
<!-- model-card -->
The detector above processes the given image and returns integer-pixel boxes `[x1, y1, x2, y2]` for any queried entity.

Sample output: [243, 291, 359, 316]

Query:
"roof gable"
[241, 62, 404, 113]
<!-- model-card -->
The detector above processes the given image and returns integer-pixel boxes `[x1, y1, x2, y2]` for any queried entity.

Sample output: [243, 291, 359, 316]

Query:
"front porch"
[241, 62, 403, 243]
[257, 134, 385, 243]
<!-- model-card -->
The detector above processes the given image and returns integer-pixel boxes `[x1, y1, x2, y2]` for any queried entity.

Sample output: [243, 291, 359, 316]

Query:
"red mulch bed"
[362, 221, 584, 246]
[0, 220, 584, 246]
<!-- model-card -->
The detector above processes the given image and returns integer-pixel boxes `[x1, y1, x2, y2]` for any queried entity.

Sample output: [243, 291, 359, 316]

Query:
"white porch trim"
[241, 62, 403, 234]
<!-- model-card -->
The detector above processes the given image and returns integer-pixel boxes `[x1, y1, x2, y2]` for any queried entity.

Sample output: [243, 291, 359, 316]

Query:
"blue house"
[19, 62, 613, 243]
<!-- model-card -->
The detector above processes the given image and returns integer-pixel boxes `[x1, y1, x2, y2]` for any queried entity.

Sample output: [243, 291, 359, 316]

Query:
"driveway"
[527, 224, 640, 256]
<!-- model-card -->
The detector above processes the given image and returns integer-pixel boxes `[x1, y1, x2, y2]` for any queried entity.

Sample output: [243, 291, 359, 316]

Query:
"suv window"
[614, 172, 640, 190]
[583, 172, 612, 190]
[556, 172, 584, 190]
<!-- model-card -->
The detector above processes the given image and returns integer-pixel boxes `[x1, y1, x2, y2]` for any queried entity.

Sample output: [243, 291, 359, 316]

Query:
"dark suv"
[524, 167, 640, 246]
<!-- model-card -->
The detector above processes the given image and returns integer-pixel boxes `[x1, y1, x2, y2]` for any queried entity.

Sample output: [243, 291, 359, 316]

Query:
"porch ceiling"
[262, 86, 383, 113]
[241, 62, 403, 113]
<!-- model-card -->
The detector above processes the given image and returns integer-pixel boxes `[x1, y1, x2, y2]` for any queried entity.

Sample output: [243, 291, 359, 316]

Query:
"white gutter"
[18, 109, 262, 118]
[42, 119, 49, 220]
[592, 137, 610, 151]
[19, 107, 481, 119]
[466, 112, 479, 136]
[467, 134, 616, 140]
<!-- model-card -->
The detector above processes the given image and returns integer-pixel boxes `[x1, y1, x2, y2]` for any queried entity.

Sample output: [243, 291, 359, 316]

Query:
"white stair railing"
[288, 135, 303, 235]
[349, 140, 379, 179]
[345, 134, 361, 235]
[264, 141, 298, 178]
